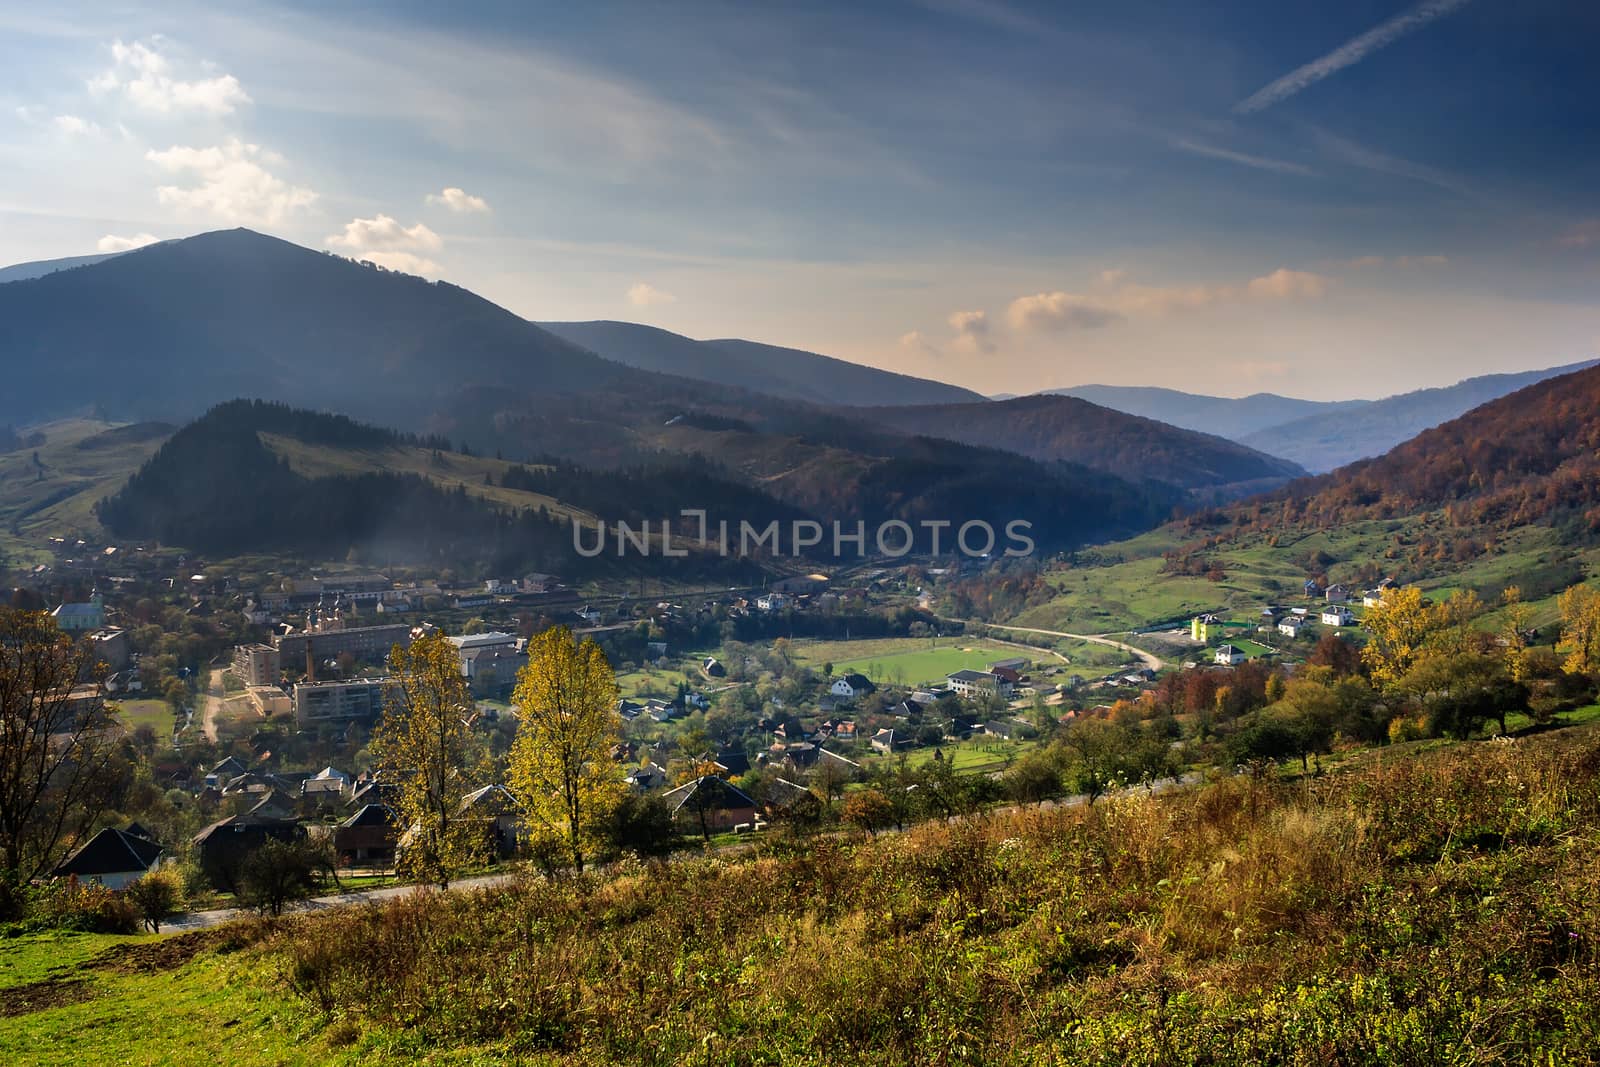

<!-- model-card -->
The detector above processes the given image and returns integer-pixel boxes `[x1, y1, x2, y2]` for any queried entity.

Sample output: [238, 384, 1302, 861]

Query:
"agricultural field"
[114, 698, 178, 738]
[787, 636, 1031, 687]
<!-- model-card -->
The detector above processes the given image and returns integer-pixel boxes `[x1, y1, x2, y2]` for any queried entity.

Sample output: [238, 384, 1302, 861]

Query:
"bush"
[39, 878, 139, 934]
[124, 867, 185, 932]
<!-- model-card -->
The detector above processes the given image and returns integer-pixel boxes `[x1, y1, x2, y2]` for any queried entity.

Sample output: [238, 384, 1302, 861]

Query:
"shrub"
[124, 867, 185, 932]
[39, 878, 139, 934]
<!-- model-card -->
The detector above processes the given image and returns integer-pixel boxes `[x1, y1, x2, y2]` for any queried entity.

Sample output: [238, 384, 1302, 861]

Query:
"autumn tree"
[375, 631, 478, 888]
[1557, 583, 1600, 677]
[1361, 586, 1436, 691]
[1500, 586, 1537, 682]
[0, 609, 125, 881]
[508, 627, 621, 873]
[841, 789, 894, 837]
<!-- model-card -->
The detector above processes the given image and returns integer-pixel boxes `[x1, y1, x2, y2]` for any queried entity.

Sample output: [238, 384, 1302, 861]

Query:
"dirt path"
[198, 667, 226, 742]
[958, 621, 1164, 672]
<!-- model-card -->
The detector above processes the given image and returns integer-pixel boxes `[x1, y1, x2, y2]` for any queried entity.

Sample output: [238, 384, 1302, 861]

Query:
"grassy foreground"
[6, 727, 1599, 1065]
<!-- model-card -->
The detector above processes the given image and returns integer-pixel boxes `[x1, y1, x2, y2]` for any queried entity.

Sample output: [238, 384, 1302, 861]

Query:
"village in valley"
[28, 515, 1450, 900]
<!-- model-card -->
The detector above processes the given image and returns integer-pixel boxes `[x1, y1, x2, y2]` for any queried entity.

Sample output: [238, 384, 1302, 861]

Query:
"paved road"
[961, 621, 1164, 672]
[162, 871, 523, 931]
[198, 666, 226, 742]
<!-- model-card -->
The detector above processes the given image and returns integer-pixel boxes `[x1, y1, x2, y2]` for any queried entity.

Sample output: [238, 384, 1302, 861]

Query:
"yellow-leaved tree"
[1557, 583, 1600, 676]
[508, 627, 621, 873]
[375, 630, 479, 888]
[1500, 585, 1536, 682]
[1360, 585, 1436, 691]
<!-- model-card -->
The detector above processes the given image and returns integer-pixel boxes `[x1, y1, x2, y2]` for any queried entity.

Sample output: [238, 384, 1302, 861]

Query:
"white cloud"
[96, 233, 159, 252]
[1008, 267, 1331, 333]
[90, 38, 251, 116]
[52, 114, 100, 136]
[1244, 268, 1328, 300]
[627, 282, 676, 306]
[426, 186, 490, 213]
[146, 138, 318, 224]
[1007, 292, 1124, 333]
[326, 214, 442, 252]
[1236, 0, 1474, 114]
[948, 309, 995, 354]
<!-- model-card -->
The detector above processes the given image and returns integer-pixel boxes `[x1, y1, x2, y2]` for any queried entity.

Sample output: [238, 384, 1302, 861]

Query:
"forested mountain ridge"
[540, 320, 983, 407]
[1231, 362, 1600, 534]
[861, 394, 1306, 495]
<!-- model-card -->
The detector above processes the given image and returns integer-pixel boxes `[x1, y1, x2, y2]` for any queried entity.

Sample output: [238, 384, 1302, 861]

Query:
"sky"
[2, 0, 1598, 400]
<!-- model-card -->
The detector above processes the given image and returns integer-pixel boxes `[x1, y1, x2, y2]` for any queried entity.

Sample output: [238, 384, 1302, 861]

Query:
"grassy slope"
[0, 419, 169, 564]
[260, 433, 595, 525]
[1018, 514, 1586, 635]
[9, 722, 1595, 1064]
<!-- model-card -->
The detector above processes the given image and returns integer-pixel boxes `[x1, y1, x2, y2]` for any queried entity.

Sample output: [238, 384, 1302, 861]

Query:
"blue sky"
[2, 0, 1597, 398]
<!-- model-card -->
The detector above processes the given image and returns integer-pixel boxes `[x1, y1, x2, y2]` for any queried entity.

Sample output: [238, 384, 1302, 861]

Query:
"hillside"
[94, 401, 1179, 569]
[1050, 384, 1358, 439]
[5, 728, 1595, 1064]
[862, 393, 1306, 495]
[92, 401, 818, 577]
[0, 230, 1187, 554]
[541, 320, 982, 407]
[0, 419, 173, 565]
[1257, 361, 1600, 530]
[1238, 360, 1599, 472]
[0, 251, 126, 284]
[0, 229, 648, 429]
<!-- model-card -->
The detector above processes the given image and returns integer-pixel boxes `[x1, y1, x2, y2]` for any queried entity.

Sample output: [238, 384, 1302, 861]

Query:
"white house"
[830, 673, 876, 702]
[51, 826, 163, 890]
[947, 669, 1014, 700]
[1321, 606, 1355, 627]
[1278, 616, 1309, 638]
[1214, 644, 1246, 666]
[1363, 589, 1386, 608]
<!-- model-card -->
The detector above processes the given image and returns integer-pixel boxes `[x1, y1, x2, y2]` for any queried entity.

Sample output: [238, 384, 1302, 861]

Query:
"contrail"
[1236, 0, 1474, 114]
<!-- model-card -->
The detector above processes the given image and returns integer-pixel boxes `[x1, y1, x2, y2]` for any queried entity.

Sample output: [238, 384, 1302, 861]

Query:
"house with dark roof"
[1214, 644, 1246, 666]
[191, 814, 305, 891]
[334, 804, 397, 865]
[661, 776, 758, 836]
[53, 826, 163, 889]
[829, 673, 876, 702]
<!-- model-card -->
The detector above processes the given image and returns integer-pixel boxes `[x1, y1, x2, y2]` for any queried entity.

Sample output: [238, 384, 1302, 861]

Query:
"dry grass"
[262, 729, 1600, 1064]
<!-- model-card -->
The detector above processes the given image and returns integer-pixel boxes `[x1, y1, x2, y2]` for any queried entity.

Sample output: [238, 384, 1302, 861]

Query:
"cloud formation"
[325, 214, 443, 275]
[52, 114, 100, 136]
[1008, 267, 1331, 333]
[326, 214, 443, 252]
[426, 186, 490, 213]
[627, 282, 676, 306]
[948, 309, 996, 354]
[1007, 292, 1124, 333]
[146, 139, 317, 224]
[89, 38, 250, 116]
[96, 233, 159, 252]
[1236, 0, 1473, 114]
